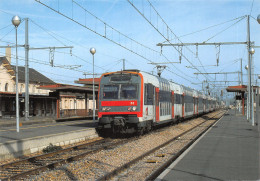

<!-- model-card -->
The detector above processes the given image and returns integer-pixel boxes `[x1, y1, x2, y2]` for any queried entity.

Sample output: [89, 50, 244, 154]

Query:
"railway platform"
[0, 115, 96, 128]
[0, 117, 98, 161]
[156, 109, 260, 181]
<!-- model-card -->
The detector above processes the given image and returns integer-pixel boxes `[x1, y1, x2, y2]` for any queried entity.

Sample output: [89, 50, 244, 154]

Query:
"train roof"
[102, 70, 215, 98]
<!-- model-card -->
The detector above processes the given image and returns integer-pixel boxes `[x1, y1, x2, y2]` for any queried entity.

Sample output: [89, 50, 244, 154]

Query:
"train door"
[193, 97, 195, 115]
[204, 99, 206, 112]
[155, 87, 160, 122]
[203, 99, 205, 112]
[196, 98, 199, 115]
[171, 91, 174, 120]
[182, 93, 185, 118]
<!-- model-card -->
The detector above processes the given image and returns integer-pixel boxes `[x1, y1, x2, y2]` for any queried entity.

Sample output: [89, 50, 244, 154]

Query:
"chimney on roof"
[5, 47, 11, 64]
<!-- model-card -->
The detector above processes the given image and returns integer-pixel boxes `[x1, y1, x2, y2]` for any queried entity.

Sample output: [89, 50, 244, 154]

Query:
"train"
[96, 70, 219, 136]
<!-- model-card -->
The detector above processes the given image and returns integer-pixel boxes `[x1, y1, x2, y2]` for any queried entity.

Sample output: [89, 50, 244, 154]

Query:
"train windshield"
[103, 85, 119, 99]
[120, 85, 138, 99]
[103, 84, 138, 100]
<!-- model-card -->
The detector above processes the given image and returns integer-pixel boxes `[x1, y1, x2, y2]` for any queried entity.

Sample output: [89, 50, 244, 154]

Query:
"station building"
[0, 48, 99, 120]
[0, 49, 55, 118]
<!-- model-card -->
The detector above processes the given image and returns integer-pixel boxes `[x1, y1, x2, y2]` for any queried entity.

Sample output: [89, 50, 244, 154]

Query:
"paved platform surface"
[157, 109, 260, 181]
[0, 115, 96, 128]
[0, 119, 97, 144]
[0, 117, 98, 160]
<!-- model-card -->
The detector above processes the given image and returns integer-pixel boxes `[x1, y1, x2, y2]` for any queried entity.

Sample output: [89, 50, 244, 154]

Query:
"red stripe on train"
[98, 111, 142, 117]
[101, 100, 137, 107]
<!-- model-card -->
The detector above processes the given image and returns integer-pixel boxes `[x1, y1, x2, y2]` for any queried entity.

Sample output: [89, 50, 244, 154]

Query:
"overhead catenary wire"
[0, 27, 15, 41]
[0, 24, 13, 31]
[249, 0, 255, 16]
[0, 52, 91, 74]
[143, 1, 248, 83]
[34, 0, 172, 64]
[2, 2, 248, 91]
[0, 3, 141, 73]
[203, 16, 246, 43]
[0, 9, 16, 16]
[34, 0, 201, 86]
[30, 19, 67, 46]
[28, 18, 143, 72]
[0, 19, 25, 41]
[127, 0, 212, 84]
[0, 15, 143, 79]
[53, 50, 108, 72]
[162, 15, 247, 43]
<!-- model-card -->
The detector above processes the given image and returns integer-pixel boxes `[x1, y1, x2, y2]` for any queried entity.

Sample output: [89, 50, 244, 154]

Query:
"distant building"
[39, 83, 95, 119]
[74, 78, 100, 111]
[0, 48, 56, 118]
[0, 48, 100, 120]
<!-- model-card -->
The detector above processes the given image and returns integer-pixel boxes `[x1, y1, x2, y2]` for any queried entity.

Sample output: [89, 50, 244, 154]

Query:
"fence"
[60, 109, 97, 118]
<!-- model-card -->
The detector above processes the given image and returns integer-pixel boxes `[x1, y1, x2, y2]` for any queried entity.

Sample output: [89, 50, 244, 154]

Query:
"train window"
[110, 75, 131, 82]
[159, 90, 171, 102]
[163, 82, 165, 90]
[120, 84, 138, 99]
[103, 85, 119, 99]
[120, 85, 138, 99]
[175, 94, 182, 104]
[144, 83, 154, 105]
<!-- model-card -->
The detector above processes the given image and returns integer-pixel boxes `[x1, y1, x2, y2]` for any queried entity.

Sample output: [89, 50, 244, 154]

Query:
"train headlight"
[128, 107, 132, 111]
[132, 106, 137, 111]
[102, 107, 111, 111]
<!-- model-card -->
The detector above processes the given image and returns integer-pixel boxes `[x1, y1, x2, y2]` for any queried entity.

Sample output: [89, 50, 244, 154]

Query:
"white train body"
[97, 70, 218, 134]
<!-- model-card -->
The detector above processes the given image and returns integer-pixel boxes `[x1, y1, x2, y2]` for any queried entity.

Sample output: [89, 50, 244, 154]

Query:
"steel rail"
[98, 110, 225, 181]
[145, 110, 226, 180]
[0, 138, 135, 180]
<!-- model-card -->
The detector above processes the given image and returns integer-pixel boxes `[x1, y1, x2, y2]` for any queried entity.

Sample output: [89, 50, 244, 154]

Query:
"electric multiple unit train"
[97, 70, 218, 135]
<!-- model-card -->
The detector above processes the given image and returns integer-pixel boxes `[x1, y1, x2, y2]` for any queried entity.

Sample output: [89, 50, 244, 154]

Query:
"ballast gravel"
[26, 111, 224, 181]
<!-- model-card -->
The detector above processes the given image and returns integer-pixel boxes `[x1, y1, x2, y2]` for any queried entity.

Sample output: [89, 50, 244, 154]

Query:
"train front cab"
[97, 71, 144, 134]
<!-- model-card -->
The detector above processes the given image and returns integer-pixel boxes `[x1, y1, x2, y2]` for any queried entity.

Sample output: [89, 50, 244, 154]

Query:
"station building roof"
[74, 78, 100, 86]
[226, 85, 258, 93]
[226, 85, 247, 93]
[38, 83, 97, 92]
[0, 56, 55, 85]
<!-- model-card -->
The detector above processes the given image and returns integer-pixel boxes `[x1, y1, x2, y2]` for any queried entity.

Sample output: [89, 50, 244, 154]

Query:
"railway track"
[99, 110, 226, 181]
[0, 137, 134, 181]
[0, 110, 225, 181]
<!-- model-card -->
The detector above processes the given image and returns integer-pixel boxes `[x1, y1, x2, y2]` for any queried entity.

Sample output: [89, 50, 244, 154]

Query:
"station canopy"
[226, 85, 247, 93]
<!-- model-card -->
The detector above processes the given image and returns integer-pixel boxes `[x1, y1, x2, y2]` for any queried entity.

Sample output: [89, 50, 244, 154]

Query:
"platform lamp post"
[249, 47, 255, 126]
[12, 15, 21, 133]
[257, 75, 260, 131]
[245, 65, 249, 121]
[90, 47, 96, 122]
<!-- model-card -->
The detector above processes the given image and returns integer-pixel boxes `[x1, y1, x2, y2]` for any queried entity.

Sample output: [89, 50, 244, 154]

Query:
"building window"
[65, 100, 68, 109]
[5, 83, 8, 92]
[20, 84, 24, 93]
[70, 100, 73, 109]
[32, 85, 36, 93]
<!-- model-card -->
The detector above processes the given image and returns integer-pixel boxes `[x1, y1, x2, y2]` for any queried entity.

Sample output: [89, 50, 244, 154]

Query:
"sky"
[0, 0, 259, 99]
